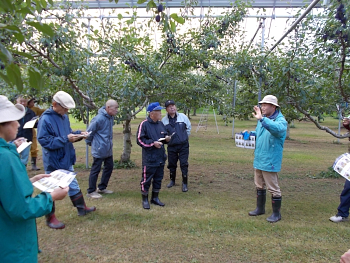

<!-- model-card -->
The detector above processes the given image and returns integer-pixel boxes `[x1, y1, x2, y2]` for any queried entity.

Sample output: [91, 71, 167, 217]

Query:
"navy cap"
[165, 100, 175, 107]
[147, 102, 164, 112]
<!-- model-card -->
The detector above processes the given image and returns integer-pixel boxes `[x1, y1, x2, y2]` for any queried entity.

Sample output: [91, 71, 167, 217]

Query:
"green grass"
[29, 113, 350, 262]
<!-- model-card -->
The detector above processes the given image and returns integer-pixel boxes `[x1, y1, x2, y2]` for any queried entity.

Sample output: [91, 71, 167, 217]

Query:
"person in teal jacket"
[0, 95, 68, 263]
[248, 95, 287, 223]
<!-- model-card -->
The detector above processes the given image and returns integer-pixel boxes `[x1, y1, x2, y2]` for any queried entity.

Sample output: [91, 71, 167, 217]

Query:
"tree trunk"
[286, 122, 290, 140]
[120, 117, 132, 162]
[192, 108, 196, 116]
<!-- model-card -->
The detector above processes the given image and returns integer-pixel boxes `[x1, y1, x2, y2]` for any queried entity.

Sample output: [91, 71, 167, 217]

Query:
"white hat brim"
[0, 104, 25, 123]
[258, 100, 279, 107]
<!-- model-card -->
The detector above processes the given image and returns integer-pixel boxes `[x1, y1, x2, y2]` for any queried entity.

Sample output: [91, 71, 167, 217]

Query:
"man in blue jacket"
[37, 91, 96, 229]
[248, 95, 287, 223]
[136, 102, 171, 209]
[162, 100, 191, 192]
[85, 100, 119, 199]
[15, 95, 36, 166]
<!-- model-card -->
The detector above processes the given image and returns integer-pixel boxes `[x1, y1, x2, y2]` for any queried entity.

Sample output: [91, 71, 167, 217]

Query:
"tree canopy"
[1, 0, 350, 161]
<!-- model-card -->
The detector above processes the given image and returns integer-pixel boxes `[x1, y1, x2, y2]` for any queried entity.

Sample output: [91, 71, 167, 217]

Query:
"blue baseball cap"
[147, 102, 164, 112]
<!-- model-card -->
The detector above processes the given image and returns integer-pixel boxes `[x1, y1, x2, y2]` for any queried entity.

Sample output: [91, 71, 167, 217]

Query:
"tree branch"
[294, 101, 350, 139]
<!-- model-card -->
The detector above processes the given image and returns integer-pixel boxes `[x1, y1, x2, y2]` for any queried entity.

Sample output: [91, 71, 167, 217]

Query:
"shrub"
[113, 160, 137, 169]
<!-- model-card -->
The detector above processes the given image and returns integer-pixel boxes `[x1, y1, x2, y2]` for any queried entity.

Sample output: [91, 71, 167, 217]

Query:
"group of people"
[136, 100, 192, 209]
[1, 91, 350, 262]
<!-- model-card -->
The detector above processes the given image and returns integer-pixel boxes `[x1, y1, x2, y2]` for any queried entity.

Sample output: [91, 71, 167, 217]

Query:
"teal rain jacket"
[253, 110, 287, 172]
[0, 138, 53, 263]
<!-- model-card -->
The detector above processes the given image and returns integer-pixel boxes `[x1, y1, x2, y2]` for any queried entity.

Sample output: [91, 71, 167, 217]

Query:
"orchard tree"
[261, 0, 350, 139]
[1, 0, 252, 163]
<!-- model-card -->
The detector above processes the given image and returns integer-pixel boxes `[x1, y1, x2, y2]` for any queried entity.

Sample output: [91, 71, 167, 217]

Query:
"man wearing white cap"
[37, 91, 96, 229]
[248, 95, 287, 223]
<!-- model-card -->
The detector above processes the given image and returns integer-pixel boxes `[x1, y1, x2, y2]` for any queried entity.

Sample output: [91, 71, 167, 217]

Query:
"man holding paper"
[162, 100, 191, 192]
[85, 100, 119, 199]
[28, 97, 46, 171]
[37, 91, 96, 229]
[330, 117, 350, 223]
[15, 95, 36, 166]
[136, 102, 171, 209]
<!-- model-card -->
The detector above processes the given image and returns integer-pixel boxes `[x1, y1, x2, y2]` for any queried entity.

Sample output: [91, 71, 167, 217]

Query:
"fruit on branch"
[156, 15, 161, 22]
[158, 4, 164, 13]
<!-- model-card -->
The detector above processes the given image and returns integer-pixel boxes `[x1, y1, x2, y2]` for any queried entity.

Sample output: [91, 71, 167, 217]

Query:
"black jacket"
[161, 112, 191, 146]
[136, 116, 168, 167]
[16, 108, 36, 141]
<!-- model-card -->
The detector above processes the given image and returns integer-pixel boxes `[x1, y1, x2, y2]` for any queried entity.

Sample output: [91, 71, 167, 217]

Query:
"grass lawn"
[29, 112, 350, 263]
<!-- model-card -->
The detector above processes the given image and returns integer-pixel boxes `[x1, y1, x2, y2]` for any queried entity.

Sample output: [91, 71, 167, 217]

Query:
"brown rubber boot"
[45, 202, 65, 229]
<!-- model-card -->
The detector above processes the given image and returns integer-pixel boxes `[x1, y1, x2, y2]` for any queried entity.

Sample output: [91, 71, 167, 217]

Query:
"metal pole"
[85, 18, 91, 169]
[213, 108, 219, 134]
[258, 18, 265, 102]
[266, 0, 322, 57]
[232, 79, 237, 138]
[338, 113, 341, 144]
[337, 104, 342, 144]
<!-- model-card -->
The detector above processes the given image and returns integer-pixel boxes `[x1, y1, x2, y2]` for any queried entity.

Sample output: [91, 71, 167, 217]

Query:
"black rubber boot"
[142, 194, 150, 209]
[45, 202, 65, 229]
[31, 157, 40, 171]
[267, 196, 282, 223]
[182, 174, 188, 192]
[249, 189, 266, 216]
[151, 191, 165, 206]
[167, 172, 176, 188]
[70, 191, 96, 216]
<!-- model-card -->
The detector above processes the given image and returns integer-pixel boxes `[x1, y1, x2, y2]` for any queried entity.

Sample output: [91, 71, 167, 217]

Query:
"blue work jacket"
[37, 107, 81, 172]
[85, 106, 114, 159]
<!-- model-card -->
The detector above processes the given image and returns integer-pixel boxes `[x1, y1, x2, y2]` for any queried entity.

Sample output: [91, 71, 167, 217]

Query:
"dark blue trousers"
[87, 155, 114, 194]
[167, 141, 189, 176]
[140, 165, 164, 194]
[337, 179, 350, 217]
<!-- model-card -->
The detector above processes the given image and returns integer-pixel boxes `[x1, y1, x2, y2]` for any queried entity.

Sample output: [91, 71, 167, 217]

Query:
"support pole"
[258, 18, 265, 102]
[232, 80, 237, 138]
[85, 18, 91, 169]
[265, 0, 322, 57]
[213, 108, 219, 134]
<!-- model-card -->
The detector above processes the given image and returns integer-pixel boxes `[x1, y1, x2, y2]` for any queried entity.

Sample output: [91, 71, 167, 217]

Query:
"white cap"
[0, 95, 25, 123]
[53, 91, 76, 109]
[259, 95, 279, 107]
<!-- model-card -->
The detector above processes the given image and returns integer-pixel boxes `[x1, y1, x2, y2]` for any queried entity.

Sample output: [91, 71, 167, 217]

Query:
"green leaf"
[3, 25, 21, 33]
[40, 0, 47, 9]
[114, 0, 119, 3]
[137, 0, 148, 4]
[170, 20, 176, 33]
[170, 13, 185, 24]
[13, 33, 25, 44]
[118, 14, 123, 20]
[26, 21, 55, 37]
[7, 64, 23, 91]
[47, 0, 53, 5]
[29, 67, 44, 90]
[0, 72, 12, 87]
[0, 0, 14, 12]
[16, 51, 34, 59]
[146, 0, 156, 8]
[0, 43, 14, 63]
